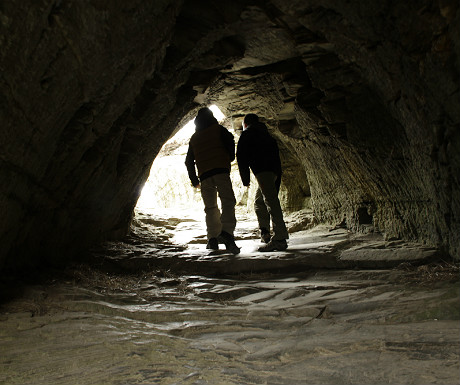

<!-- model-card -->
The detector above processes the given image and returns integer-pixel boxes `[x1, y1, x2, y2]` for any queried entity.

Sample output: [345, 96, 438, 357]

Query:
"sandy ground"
[0, 208, 459, 385]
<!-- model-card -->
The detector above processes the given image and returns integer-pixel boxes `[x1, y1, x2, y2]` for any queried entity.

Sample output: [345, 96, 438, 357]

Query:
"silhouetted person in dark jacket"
[185, 107, 240, 254]
[237, 113, 288, 251]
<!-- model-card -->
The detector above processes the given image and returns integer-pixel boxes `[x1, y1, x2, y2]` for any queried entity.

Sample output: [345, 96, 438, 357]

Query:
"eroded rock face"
[1, 0, 459, 270]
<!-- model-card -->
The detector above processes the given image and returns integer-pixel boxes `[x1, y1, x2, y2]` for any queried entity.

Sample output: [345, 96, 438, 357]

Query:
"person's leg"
[200, 177, 222, 240]
[255, 171, 289, 241]
[255, 186, 271, 243]
[254, 186, 271, 234]
[214, 173, 240, 254]
[214, 173, 237, 235]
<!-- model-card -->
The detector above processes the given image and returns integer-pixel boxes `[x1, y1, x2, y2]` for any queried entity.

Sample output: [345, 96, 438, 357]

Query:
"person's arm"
[185, 144, 200, 187]
[273, 139, 282, 178]
[272, 138, 282, 191]
[236, 134, 251, 186]
[220, 126, 235, 161]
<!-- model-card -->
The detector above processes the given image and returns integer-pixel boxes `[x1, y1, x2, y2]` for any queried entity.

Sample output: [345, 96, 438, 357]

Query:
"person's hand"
[194, 184, 200, 188]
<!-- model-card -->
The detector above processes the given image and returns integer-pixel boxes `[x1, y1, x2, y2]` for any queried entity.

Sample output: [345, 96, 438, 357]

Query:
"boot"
[217, 231, 240, 254]
[206, 237, 219, 250]
[258, 239, 287, 252]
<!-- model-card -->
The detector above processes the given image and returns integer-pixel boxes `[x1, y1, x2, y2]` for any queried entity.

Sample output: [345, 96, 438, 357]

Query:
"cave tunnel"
[1, 0, 459, 270]
[1, 1, 459, 383]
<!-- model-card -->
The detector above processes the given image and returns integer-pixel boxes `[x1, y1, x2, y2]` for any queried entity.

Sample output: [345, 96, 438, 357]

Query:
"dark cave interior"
[1, 0, 459, 273]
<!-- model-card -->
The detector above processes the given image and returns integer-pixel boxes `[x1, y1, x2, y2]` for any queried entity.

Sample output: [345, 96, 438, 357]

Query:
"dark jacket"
[185, 117, 235, 186]
[236, 121, 282, 187]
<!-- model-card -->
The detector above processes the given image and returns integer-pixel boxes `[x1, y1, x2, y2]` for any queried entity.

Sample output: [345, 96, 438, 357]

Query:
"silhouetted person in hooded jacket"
[185, 107, 240, 254]
[237, 113, 289, 251]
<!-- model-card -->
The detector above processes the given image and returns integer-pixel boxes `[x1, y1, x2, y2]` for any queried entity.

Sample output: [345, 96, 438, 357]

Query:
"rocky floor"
[0, 208, 459, 385]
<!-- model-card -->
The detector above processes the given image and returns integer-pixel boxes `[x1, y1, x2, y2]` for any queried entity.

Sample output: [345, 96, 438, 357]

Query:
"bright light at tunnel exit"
[136, 105, 226, 211]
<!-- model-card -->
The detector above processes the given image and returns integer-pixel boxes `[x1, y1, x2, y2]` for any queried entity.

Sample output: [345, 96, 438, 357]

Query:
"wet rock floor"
[0, 208, 459, 385]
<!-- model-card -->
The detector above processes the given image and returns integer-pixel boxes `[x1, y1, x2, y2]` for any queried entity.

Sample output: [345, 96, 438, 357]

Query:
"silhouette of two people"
[185, 108, 288, 253]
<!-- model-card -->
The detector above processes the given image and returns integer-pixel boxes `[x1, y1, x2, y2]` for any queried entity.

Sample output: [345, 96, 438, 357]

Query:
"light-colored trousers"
[200, 173, 237, 239]
[254, 171, 289, 240]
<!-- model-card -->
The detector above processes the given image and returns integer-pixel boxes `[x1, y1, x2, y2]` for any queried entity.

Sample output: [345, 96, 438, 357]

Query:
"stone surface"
[0, 209, 458, 384]
[1, 1, 459, 271]
[92, 209, 441, 275]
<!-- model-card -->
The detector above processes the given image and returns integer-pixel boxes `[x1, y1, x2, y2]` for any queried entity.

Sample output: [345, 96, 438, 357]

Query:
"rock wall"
[1, 0, 459, 271]
[272, 0, 460, 254]
[1, 0, 184, 269]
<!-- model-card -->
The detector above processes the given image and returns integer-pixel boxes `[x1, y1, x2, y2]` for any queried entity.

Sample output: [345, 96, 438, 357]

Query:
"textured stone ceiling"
[1, 0, 459, 270]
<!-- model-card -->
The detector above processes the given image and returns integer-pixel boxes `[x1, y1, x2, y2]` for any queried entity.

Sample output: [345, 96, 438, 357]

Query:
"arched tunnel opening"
[136, 104, 228, 213]
[134, 103, 312, 243]
[1, 1, 459, 383]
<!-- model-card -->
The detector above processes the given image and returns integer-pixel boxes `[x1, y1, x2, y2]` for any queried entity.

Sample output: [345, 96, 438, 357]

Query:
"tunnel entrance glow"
[136, 105, 227, 211]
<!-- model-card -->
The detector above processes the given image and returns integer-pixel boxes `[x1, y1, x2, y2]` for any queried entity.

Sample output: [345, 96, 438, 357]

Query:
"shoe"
[258, 239, 288, 252]
[260, 228, 271, 244]
[206, 237, 219, 250]
[217, 231, 240, 254]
